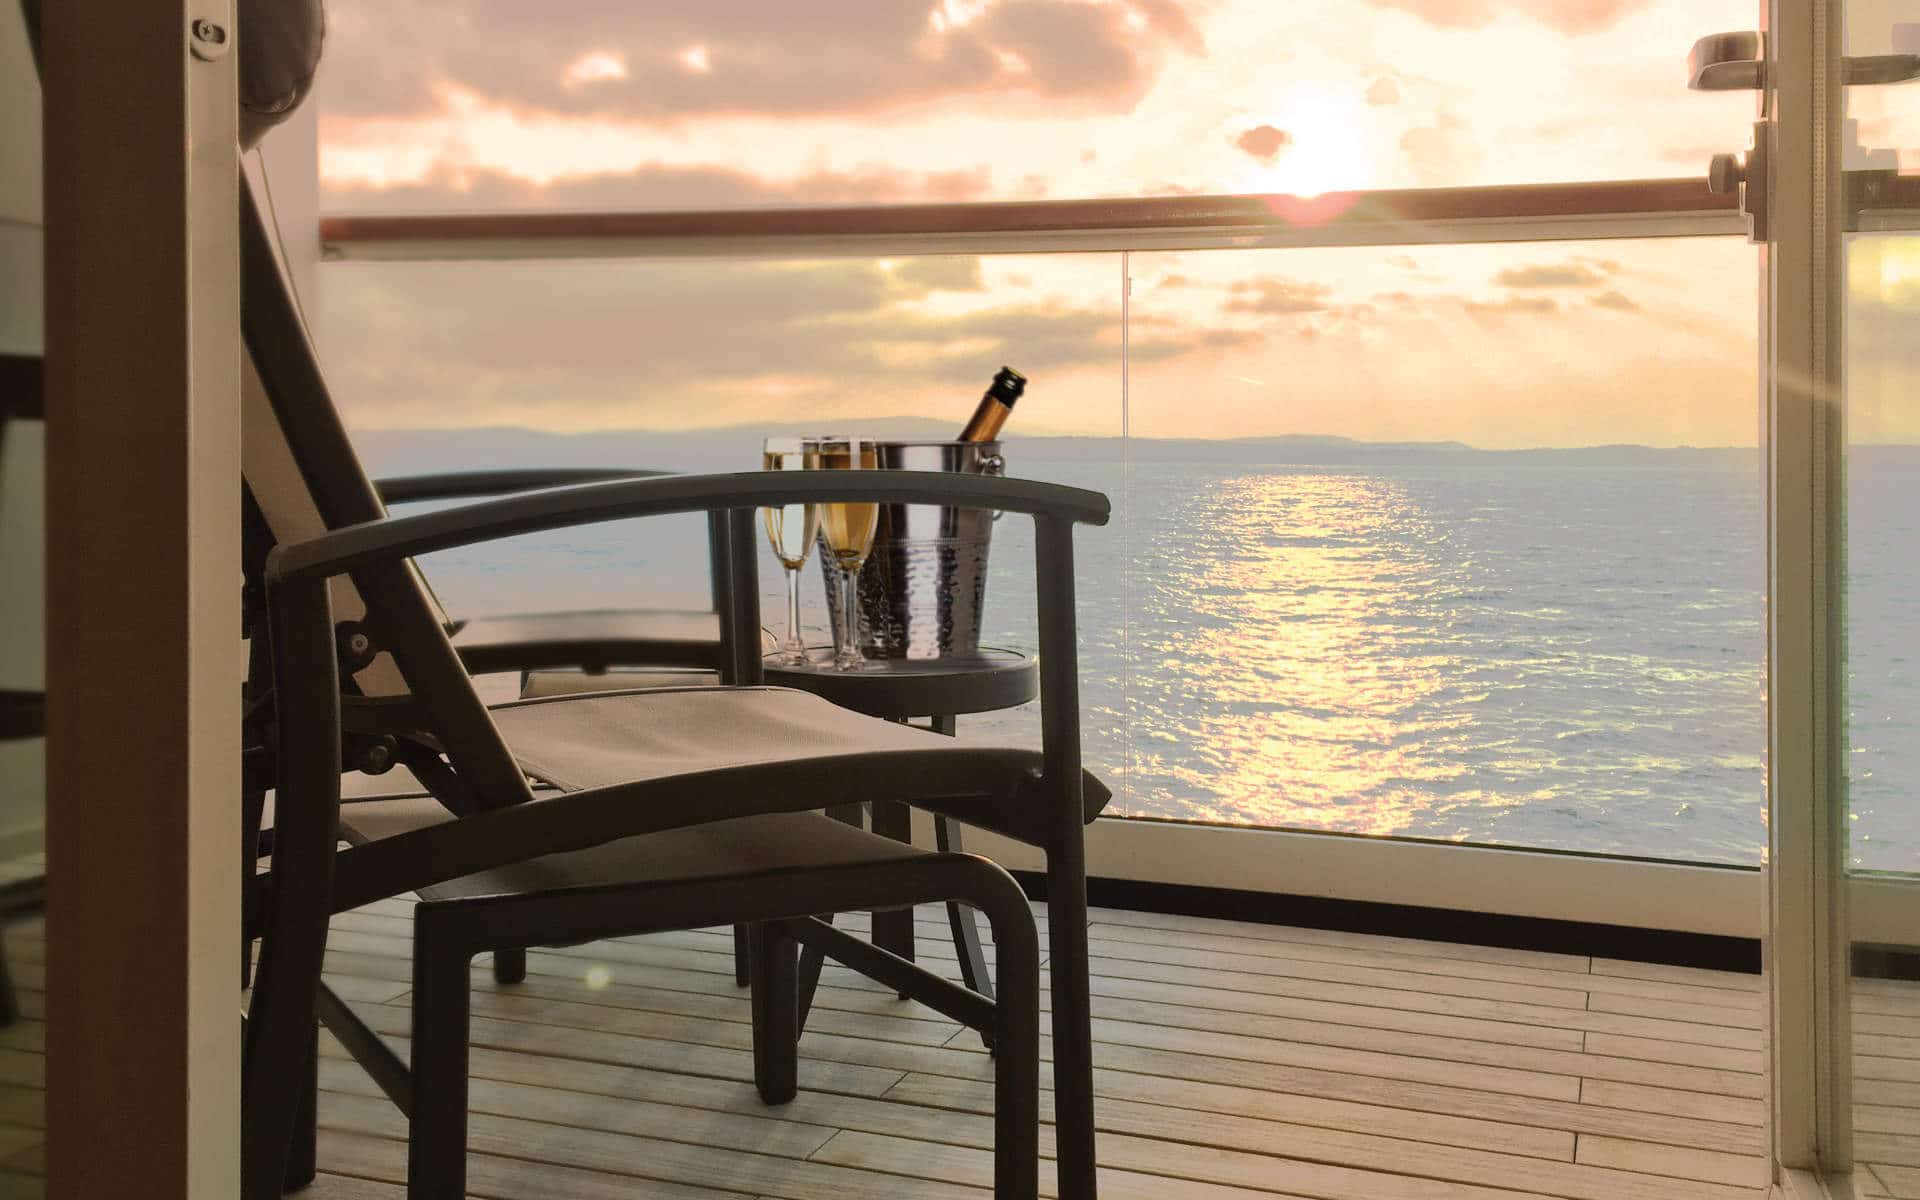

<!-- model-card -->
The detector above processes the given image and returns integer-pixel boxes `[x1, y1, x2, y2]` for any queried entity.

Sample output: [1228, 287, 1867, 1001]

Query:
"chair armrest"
[373, 466, 670, 505]
[266, 469, 1111, 585]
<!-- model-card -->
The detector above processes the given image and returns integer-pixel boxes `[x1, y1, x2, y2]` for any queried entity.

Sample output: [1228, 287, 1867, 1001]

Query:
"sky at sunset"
[307, 0, 1920, 446]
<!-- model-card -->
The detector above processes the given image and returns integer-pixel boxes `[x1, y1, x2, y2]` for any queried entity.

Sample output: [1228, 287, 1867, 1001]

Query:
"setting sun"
[1240, 85, 1375, 198]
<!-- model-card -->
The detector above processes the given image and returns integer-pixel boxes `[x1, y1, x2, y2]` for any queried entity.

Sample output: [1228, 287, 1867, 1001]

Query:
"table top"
[761, 646, 1037, 719]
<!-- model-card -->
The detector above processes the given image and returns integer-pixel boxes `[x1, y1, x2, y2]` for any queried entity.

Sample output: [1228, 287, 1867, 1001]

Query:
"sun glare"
[1242, 86, 1374, 199]
[677, 44, 713, 74]
[1872, 237, 1920, 302]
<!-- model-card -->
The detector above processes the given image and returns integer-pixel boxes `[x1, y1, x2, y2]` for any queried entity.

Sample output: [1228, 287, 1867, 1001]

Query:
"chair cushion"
[491, 686, 949, 793]
[335, 685, 1111, 860]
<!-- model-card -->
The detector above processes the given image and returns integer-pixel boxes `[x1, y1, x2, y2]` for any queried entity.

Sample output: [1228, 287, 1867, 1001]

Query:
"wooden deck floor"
[7, 902, 1920, 1196]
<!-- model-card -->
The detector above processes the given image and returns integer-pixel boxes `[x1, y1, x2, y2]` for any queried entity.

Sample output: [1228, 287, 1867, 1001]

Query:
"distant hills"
[352, 423, 1920, 478]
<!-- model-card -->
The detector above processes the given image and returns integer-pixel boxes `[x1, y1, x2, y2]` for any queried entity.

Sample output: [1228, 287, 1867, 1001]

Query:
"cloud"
[1400, 110, 1479, 183]
[1130, 0, 1208, 54]
[315, 254, 1125, 430]
[321, 159, 996, 213]
[1366, 77, 1401, 106]
[1591, 290, 1640, 311]
[1466, 294, 1560, 318]
[889, 257, 988, 293]
[1494, 262, 1611, 288]
[1225, 278, 1334, 315]
[319, 0, 1204, 123]
[1129, 326, 1266, 360]
[1233, 124, 1294, 164]
[1362, 0, 1652, 34]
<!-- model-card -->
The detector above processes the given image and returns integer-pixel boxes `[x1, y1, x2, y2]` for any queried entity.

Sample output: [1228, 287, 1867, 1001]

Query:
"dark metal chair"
[233, 172, 1114, 1200]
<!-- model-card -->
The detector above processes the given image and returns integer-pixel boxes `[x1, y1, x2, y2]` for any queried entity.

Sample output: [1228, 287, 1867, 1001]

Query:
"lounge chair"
[235, 186, 1115, 1200]
[222, 7, 1114, 1195]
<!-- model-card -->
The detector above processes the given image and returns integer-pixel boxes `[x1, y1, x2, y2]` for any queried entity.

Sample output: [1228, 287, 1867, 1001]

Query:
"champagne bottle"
[957, 366, 1026, 442]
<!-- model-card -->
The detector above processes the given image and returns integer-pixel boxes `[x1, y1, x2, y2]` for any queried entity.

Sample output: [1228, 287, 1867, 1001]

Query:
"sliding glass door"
[1742, 0, 1920, 1188]
[1840, 0, 1920, 1191]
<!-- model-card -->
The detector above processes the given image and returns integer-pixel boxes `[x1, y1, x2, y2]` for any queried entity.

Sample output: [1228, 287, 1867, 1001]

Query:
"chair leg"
[1047, 835, 1098, 1200]
[284, 1025, 319, 1192]
[935, 817, 997, 1054]
[978, 886, 1040, 1200]
[794, 912, 834, 1034]
[732, 924, 751, 987]
[491, 948, 527, 985]
[796, 804, 863, 1031]
[748, 922, 798, 1105]
[408, 911, 473, 1199]
[869, 801, 916, 995]
[242, 877, 332, 1200]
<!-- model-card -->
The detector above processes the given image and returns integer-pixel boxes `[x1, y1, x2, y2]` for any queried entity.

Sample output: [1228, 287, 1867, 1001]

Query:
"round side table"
[762, 647, 1038, 1025]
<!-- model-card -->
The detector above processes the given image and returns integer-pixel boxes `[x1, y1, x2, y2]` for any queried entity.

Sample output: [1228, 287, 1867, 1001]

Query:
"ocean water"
[407, 450, 1920, 873]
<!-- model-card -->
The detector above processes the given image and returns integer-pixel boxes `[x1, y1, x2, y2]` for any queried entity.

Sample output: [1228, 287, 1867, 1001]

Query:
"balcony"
[11, 0, 1920, 1192]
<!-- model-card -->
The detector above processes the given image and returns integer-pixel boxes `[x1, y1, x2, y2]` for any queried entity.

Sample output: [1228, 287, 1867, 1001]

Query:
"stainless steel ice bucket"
[820, 440, 1003, 659]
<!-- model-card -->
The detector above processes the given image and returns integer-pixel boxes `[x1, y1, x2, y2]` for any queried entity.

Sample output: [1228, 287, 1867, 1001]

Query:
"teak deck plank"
[287, 901, 1800, 1199]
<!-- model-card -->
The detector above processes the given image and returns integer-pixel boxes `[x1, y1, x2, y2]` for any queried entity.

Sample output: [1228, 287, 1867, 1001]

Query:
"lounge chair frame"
[249, 471, 1108, 1198]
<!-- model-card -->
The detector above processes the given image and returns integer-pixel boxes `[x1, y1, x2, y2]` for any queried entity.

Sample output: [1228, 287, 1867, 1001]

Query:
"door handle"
[1689, 31, 1763, 90]
[1690, 29, 1920, 89]
[1844, 54, 1920, 84]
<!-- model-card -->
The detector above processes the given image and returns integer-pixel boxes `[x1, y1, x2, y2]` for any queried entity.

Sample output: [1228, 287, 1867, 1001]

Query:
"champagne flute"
[761, 437, 819, 666]
[815, 435, 880, 672]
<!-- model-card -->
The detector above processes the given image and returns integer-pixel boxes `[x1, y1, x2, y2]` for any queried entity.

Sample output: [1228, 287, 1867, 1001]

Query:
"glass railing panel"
[315, 0, 1756, 214]
[1122, 236, 1764, 861]
[321, 251, 1125, 773]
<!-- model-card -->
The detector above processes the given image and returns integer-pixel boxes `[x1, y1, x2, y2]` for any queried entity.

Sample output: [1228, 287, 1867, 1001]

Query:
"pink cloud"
[320, 0, 1203, 122]
[1363, 0, 1653, 34]
[1233, 125, 1293, 164]
[1225, 278, 1333, 315]
[321, 157, 996, 213]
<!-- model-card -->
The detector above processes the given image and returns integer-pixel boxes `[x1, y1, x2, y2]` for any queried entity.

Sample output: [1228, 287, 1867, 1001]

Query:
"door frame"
[1760, 0, 1854, 1185]
[41, 0, 244, 1191]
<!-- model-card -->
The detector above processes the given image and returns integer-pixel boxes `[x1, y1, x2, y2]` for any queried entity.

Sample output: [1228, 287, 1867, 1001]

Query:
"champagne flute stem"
[782, 565, 804, 659]
[837, 564, 861, 669]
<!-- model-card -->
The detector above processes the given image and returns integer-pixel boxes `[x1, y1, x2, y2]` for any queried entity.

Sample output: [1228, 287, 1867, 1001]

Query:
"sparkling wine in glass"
[761, 437, 819, 666]
[815, 435, 879, 672]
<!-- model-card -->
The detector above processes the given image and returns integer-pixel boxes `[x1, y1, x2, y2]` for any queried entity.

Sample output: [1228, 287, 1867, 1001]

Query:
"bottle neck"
[958, 396, 1013, 442]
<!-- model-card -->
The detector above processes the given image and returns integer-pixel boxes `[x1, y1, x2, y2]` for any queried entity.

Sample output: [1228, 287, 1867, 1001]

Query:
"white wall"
[1, 0, 45, 858]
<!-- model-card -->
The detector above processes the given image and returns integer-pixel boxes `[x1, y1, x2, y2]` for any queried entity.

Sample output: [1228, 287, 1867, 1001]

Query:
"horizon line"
[350, 423, 1920, 454]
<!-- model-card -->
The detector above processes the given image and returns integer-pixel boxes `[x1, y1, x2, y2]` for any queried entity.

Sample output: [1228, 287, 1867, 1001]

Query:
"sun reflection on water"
[1107, 463, 1766, 857]
[1131, 471, 1471, 835]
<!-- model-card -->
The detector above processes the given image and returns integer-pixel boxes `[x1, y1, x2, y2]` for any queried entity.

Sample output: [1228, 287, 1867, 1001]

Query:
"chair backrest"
[239, 173, 531, 809]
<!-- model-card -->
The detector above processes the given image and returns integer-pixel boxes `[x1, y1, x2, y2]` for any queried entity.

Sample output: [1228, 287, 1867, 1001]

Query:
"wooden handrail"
[323, 178, 1731, 243]
[319, 177, 1741, 259]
